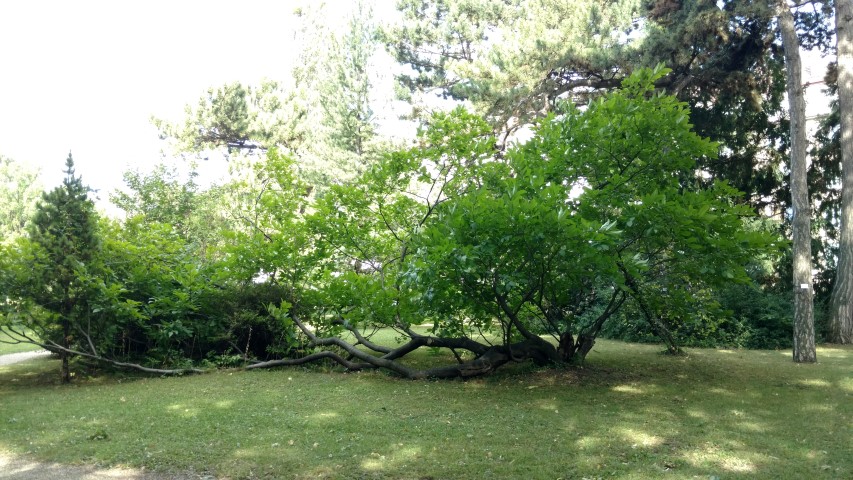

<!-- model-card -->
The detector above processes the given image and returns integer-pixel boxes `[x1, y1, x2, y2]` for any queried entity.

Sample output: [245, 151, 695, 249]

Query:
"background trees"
[2, 1, 847, 378]
[383, 0, 799, 211]
[153, 2, 383, 195]
[110, 163, 231, 262]
[0, 155, 41, 243]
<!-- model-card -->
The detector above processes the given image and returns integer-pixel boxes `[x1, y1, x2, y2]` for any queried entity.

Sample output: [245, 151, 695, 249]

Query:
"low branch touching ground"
[244, 313, 561, 379]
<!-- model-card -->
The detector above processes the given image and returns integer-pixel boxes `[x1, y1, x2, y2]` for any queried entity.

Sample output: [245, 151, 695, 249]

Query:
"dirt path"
[0, 452, 208, 480]
[0, 351, 51, 367]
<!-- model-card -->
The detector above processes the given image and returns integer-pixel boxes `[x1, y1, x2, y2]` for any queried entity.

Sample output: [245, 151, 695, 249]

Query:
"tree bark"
[829, 0, 853, 344]
[39, 337, 206, 376]
[616, 262, 681, 354]
[60, 318, 71, 383]
[248, 312, 561, 379]
[778, 1, 817, 362]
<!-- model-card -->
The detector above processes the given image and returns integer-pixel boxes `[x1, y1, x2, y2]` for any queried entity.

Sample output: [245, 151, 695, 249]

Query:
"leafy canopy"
[293, 66, 780, 370]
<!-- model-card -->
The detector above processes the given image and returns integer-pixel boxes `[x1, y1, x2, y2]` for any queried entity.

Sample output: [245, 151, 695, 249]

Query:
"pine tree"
[29, 153, 99, 382]
[777, 2, 816, 363]
[828, 0, 853, 344]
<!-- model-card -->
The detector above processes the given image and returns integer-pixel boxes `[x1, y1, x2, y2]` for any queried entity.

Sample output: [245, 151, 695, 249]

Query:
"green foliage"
[155, 3, 383, 195]
[0, 155, 42, 244]
[88, 218, 212, 361]
[718, 284, 793, 349]
[383, 0, 832, 215]
[307, 107, 496, 333]
[101, 149, 313, 365]
[222, 149, 314, 286]
[29, 155, 100, 292]
[14, 154, 100, 380]
[3, 69, 787, 377]
[152, 81, 303, 154]
[297, 67, 780, 362]
[382, 0, 513, 100]
[405, 67, 777, 356]
[75, 214, 303, 367]
[0, 238, 53, 344]
[209, 284, 305, 362]
[110, 162, 231, 261]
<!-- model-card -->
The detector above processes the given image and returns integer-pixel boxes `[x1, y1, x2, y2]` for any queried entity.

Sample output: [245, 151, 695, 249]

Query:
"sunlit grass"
[0, 340, 850, 479]
[0, 329, 42, 355]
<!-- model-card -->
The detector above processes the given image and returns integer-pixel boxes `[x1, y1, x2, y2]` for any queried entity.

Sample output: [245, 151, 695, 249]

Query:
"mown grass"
[0, 339, 850, 479]
[0, 329, 42, 355]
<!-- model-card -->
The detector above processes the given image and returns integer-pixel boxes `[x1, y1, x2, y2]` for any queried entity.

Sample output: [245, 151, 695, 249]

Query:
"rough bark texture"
[617, 262, 681, 355]
[60, 318, 71, 383]
[778, 1, 817, 362]
[245, 312, 564, 379]
[829, 0, 853, 344]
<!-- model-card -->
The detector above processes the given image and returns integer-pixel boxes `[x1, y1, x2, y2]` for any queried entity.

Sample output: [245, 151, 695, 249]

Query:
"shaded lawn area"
[0, 339, 850, 479]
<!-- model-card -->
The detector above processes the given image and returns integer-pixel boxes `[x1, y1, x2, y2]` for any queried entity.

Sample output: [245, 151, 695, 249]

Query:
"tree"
[385, 0, 832, 359]
[248, 68, 778, 378]
[2, 154, 311, 376]
[777, 1, 816, 362]
[0, 155, 42, 243]
[2, 200, 228, 377]
[296, 1, 379, 171]
[27, 154, 100, 382]
[828, 0, 853, 344]
[396, 2, 834, 200]
[110, 163, 232, 262]
[384, 1, 837, 216]
[152, 81, 305, 155]
[223, 148, 314, 286]
[154, 2, 382, 194]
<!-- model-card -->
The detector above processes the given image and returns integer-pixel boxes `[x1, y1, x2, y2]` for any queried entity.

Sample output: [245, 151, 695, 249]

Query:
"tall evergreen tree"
[828, 0, 853, 344]
[153, 2, 381, 193]
[383, 0, 833, 213]
[777, 1, 816, 362]
[29, 153, 100, 382]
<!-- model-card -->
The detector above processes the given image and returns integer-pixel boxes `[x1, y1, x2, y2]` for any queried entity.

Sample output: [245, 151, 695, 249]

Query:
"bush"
[599, 283, 794, 350]
[210, 282, 307, 361]
[717, 284, 792, 349]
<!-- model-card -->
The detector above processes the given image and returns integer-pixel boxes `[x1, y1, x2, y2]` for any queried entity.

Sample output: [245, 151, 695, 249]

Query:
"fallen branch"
[245, 313, 561, 379]
[1, 324, 206, 376]
[245, 351, 371, 370]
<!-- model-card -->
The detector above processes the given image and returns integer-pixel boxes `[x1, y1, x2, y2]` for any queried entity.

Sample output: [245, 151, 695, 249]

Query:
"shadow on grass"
[0, 342, 850, 479]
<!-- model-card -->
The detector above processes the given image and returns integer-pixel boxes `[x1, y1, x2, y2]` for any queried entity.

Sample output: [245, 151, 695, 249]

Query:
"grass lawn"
[0, 329, 42, 355]
[0, 339, 850, 479]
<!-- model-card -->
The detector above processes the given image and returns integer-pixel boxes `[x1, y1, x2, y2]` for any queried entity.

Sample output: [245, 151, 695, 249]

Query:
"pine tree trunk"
[778, 1, 817, 362]
[829, 0, 853, 344]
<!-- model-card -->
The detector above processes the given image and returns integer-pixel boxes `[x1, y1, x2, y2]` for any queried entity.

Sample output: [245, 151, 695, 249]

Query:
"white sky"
[0, 1, 351, 210]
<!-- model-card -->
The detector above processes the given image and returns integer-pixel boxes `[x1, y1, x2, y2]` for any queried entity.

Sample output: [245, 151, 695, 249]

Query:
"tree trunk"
[778, 1, 817, 362]
[829, 0, 853, 344]
[616, 263, 681, 354]
[60, 320, 71, 383]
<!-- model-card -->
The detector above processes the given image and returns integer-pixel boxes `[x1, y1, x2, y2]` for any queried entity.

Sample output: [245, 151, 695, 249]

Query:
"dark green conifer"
[29, 153, 99, 382]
